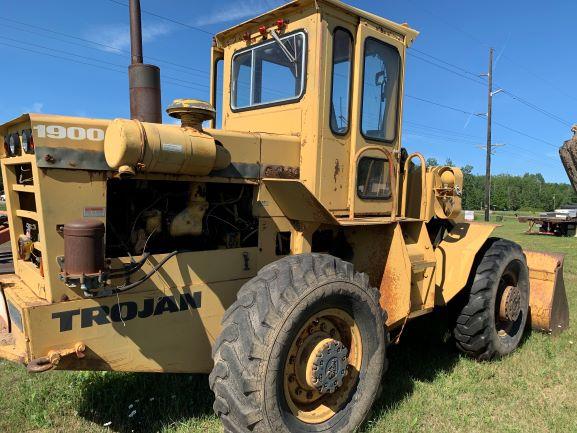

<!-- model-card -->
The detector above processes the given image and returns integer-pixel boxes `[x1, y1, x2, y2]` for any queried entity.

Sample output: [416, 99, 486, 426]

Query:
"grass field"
[1, 217, 575, 433]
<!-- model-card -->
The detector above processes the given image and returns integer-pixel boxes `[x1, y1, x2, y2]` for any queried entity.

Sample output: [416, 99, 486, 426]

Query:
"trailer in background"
[519, 206, 577, 236]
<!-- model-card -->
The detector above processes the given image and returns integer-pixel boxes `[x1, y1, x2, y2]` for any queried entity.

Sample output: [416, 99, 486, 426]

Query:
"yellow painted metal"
[262, 179, 339, 225]
[401, 153, 426, 219]
[425, 166, 464, 220]
[283, 308, 362, 424]
[434, 222, 498, 305]
[525, 250, 569, 335]
[0, 0, 566, 377]
[379, 224, 411, 328]
[348, 146, 396, 220]
[5, 247, 258, 372]
[104, 119, 230, 176]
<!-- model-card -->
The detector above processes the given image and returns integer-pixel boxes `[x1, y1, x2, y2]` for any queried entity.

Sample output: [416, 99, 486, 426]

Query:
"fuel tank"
[104, 118, 231, 176]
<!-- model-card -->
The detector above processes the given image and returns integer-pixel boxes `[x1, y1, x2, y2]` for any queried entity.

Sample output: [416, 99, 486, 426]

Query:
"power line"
[404, 129, 482, 144]
[405, 93, 559, 149]
[499, 89, 573, 127]
[499, 53, 577, 104]
[0, 34, 209, 91]
[106, 0, 214, 36]
[405, 94, 477, 116]
[404, 120, 487, 140]
[492, 120, 557, 149]
[407, 52, 486, 87]
[407, 0, 577, 103]
[0, 41, 208, 93]
[3, 9, 571, 131]
[404, 121, 486, 140]
[408, 47, 482, 79]
[0, 34, 127, 69]
[0, 12, 563, 156]
[0, 16, 210, 76]
[408, 46, 573, 128]
[405, 128, 559, 169]
[404, 121, 557, 163]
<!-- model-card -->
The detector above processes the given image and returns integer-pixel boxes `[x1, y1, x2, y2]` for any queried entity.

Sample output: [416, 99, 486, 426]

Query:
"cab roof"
[215, 0, 419, 47]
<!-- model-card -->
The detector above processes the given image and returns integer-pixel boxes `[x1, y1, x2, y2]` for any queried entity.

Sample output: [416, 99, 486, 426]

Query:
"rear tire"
[452, 239, 530, 360]
[209, 254, 387, 433]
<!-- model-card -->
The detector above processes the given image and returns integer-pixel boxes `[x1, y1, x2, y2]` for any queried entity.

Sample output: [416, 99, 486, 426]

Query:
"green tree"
[457, 166, 576, 211]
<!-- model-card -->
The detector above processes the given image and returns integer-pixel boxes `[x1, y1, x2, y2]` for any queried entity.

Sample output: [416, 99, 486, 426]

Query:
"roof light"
[8, 133, 20, 157]
[21, 129, 34, 154]
[3, 136, 9, 157]
[259, 26, 268, 37]
[277, 19, 286, 30]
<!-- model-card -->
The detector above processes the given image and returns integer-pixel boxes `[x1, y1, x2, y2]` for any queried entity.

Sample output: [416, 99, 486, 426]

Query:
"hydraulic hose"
[111, 250, 189, 294]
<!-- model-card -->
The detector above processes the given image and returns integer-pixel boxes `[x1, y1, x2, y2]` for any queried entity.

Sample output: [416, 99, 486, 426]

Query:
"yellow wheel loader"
[0, 1, 569, 432]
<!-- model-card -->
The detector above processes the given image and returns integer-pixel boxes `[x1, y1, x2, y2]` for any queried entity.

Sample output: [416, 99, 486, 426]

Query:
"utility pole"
[484, 48, 494, 222]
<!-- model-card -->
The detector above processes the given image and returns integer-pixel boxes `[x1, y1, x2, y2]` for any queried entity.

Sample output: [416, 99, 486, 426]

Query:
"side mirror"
[375, 71, 387, 102]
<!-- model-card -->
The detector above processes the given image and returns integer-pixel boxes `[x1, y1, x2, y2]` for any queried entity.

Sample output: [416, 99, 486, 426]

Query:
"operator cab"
[209, 0, 418, 218]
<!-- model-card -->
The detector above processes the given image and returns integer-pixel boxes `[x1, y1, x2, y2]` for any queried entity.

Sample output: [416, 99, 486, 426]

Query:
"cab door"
[348, 20, 406, 218]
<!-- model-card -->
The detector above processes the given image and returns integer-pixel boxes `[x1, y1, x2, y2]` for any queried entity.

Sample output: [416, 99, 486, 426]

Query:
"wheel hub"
[307, 338, 349, 394]
[499, 285, 522, 322]
[283, 309, 363, 424]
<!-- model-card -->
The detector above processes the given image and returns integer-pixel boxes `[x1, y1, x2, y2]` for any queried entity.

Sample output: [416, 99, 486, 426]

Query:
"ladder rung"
[411, 260, 436, 273]
[15, 210, 38, 220]
[12, 184, 34, 193]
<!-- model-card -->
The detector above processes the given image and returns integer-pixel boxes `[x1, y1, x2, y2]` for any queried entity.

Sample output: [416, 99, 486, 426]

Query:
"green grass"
[1, 219, 576, 433]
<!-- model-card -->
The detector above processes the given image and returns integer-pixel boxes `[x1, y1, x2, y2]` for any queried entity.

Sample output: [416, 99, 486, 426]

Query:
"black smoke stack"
[128, 0, 162, 123]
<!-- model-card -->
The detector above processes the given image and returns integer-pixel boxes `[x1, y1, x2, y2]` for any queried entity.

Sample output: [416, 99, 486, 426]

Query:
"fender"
[434, 222, 499, 305]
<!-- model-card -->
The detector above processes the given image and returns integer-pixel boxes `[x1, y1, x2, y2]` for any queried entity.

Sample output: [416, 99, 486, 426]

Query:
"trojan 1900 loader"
[0, 1, 569, 432]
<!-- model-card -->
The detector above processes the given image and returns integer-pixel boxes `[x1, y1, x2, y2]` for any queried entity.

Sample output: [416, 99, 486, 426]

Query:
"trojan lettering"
[52, 292, 202, 332]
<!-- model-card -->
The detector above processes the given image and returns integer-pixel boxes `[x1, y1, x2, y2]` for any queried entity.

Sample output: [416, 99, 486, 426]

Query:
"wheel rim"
[283, 308, 363, 424]
[495, 260, 525, 338]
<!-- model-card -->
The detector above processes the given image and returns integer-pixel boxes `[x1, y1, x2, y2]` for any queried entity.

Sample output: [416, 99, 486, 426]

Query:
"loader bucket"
[525, 251, 569, 335]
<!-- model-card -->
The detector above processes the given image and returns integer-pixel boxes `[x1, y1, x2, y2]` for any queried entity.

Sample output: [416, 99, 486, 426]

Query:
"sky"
[0, 0, 575, 183]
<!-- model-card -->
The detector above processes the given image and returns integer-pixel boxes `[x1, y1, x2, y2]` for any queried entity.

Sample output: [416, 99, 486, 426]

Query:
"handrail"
[348, 146, 396, 220]
[400, 152, 426, 220]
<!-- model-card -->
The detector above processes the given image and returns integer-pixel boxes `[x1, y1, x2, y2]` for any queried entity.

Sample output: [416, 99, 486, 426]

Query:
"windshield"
[231, 32, 306, 110]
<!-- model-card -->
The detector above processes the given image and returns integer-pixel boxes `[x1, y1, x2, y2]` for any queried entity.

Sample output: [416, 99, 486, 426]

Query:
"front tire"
[452, 239, 530, 360]
[209, 254, 387, 433]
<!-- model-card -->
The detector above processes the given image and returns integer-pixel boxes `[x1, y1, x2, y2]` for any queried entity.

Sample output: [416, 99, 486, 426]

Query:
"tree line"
[426, 158, 577, 212]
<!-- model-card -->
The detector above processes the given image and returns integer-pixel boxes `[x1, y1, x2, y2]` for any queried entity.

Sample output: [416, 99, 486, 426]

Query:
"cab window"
[361, 38, 401, 142]
[357, 157, 391, 200]
[330, 28, 353, 135]
[231, 31, 306, 110]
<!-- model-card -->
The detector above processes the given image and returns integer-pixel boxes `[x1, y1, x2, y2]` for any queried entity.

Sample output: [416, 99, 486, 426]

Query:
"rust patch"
[263, 165, 300, 179]
[334, 159, 341, 183]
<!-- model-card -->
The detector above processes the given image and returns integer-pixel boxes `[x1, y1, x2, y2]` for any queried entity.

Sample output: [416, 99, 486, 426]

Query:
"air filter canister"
[63, 220, 105, 276]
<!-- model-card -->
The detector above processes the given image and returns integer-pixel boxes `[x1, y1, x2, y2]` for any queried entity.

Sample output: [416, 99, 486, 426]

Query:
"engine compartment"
[105, 179, 258, 258]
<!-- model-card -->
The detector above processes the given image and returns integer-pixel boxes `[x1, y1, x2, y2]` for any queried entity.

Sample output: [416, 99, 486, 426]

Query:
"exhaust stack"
[128, 0, 162, 123]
